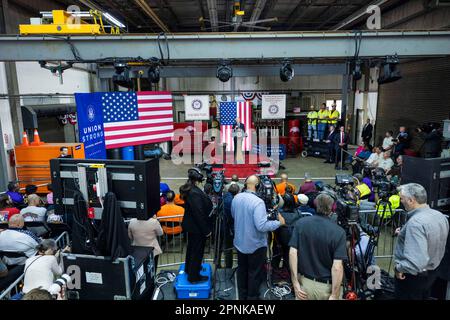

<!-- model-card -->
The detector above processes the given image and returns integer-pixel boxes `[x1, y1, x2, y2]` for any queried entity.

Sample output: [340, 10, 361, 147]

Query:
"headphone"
[188, 167, 204, 183]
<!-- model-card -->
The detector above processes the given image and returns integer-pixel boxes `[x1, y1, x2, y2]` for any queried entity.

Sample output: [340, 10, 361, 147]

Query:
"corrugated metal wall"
[375, 57, 450, 149]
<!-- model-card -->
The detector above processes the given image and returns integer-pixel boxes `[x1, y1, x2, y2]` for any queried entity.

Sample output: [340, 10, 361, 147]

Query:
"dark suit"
[181, 185, 213, 282]
[325, 130, 337, 162]
[333, 131, 350, 168]
[232, 122, 246, 159]
[361, 123, 373, 144]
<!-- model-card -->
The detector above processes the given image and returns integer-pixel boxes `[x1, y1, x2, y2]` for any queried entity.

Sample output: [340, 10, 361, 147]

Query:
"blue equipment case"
[174, 263, 212, 299]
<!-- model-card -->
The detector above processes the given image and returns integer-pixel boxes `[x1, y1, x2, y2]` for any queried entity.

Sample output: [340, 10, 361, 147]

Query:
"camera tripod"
[344, 198, 395, 299]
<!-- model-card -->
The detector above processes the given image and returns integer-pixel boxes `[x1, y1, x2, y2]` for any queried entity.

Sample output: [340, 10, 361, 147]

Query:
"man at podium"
[232, 117, 246, 163]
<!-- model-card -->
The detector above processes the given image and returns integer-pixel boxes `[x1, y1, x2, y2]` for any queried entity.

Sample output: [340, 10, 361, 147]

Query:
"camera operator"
[180, 168, 213, 284]
[416, 124, 443, 158]
[22, 239, 63, 295]
[289, 193, 347, 300]
[394, 183, 449, 300]
[221, 184, 240, 268]
[231, 175, 285, 300]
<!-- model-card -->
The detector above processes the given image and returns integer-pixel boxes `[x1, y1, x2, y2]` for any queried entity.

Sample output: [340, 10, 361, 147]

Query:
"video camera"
[254, 172, 279, 220]
[416, 122, 441, 134]
[372, 168, 398, 201]
[195, 162, 226, 196]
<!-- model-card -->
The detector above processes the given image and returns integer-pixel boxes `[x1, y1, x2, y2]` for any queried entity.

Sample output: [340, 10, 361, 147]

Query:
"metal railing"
[0, 231, 71, 300]
[155, 207, 406, 274]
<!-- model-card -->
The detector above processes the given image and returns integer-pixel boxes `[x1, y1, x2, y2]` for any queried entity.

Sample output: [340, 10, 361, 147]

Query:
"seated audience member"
[284, 185, 298, 204]
[22, 288, 54, 300]
[6, 181, 24, 206]
[46, 184, 54, 207]
[174, 193, 185, 206]
[377, 151, 395, 173]
[393, 126, 409, 157]
[387, 155, 403, 181]
[299, 178, 317, 195]
[160, 180, 170, 195]
[128, 214, 163, 272]
[353, 174, 372, 201]
[0, 194, 20, 221]
[222, 184, 240, 268]
[224, 174, 245, 192]
[362, 168, 375, 202]
[365, 146, 382, 167]
[382, 131, 394, 152]
[0, 259, 7, 278]
[22, 239, 62, 295]
[351, 144, 372, 174]
[289, 193, 347, 300]
[156, 190, 184, 235]
[276, 173, 296, 196]
[0, 215, 40, 266]
[20, 194, 47, 222]
[25, 184, 38, 197]
[297, 194, 316, 215]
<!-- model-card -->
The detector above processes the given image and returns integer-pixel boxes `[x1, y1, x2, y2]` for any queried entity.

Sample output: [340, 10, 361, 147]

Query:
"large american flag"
[220, 101, 252, 151]
[102, 91, 174, 149]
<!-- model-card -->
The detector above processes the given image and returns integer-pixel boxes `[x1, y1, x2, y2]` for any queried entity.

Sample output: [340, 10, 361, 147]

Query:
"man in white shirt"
[20, 194, 46, 222]
[377, 151, 395, 173]
[0, 215, 39, 266]
[366, 146, 382, 167]
[382, 131, 394, 152]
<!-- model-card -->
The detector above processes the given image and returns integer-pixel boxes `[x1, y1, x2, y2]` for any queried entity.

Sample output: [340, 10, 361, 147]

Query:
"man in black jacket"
[361, 119, 373, 145]
[180, 168, 213, 283]
[333, 126, 350, 170]
[232, 117, 246, 160]
[324, 125, 337, 164]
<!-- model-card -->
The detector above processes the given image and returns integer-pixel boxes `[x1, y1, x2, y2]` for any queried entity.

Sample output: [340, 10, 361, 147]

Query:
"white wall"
[166, 75, 342, 92]
[16, 62, 91, 102]
[0, 63, 17, 180]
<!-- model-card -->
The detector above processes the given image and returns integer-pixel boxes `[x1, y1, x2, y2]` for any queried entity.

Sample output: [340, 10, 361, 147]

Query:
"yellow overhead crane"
[19, 10, 121, 35]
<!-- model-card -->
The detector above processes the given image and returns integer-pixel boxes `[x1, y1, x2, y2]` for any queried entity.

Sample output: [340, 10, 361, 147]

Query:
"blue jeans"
[307, 124, 317, 139]
[317, 123, 327, 140]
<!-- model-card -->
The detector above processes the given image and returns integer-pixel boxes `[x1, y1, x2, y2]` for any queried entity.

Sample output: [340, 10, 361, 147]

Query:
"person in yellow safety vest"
[353, 174, 372, 204]
[328, 103, 340, 127]
[317, 103, 329, 140]
[307, 105, 318, 140]
[376, 194, 400, 218]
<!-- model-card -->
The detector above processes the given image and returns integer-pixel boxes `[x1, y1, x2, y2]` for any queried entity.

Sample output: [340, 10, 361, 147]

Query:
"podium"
[232, 128, 247, 164]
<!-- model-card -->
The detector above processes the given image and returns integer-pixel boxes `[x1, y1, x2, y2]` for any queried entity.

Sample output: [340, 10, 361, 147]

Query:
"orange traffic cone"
[30, 129, 44, 146]
[21, 131, 29, 146]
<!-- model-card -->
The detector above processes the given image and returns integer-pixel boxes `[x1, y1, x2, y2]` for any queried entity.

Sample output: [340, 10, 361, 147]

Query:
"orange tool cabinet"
[14, 143, 85, 193]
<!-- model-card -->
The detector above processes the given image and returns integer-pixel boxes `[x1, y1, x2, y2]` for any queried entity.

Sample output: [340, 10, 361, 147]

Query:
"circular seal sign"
[191, 99, 203, 110]
[269, 104, 279, 115]
[87, 106, 95, 122]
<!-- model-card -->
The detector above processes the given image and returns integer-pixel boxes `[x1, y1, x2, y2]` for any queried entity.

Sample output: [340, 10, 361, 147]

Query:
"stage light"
[216, 61, 233, 82]
[352, 60, 362, 81]
[148, 65, 160, 84]
[280, 61, 294, 82]
[112, 62, 133, 88]
[378, 55, 402, 84]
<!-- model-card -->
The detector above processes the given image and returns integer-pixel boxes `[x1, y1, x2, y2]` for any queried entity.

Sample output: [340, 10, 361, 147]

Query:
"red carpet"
[209, 152, 276, 178]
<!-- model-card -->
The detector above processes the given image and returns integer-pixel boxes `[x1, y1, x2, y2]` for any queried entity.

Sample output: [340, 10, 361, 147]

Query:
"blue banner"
[75, 93, 107, 159]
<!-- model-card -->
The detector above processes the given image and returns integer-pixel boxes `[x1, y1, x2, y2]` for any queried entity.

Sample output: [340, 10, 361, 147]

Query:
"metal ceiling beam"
[134, 0, 170, 33]
[332, 0, 389, 30]
[206, 0, 218, 32]
[286, 0, 311, 30]
[260, 0, 277, 19]
[247, 0, 267, 31]
[1, 31, 450, 61]
[97, 63, 347, 78]
[158, 0, 180, 31]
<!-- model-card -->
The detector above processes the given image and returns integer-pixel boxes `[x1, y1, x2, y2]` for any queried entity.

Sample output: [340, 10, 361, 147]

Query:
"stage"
[206, 152, 277, 179]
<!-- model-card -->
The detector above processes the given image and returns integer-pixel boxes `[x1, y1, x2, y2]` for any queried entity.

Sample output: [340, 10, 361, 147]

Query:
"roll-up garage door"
[375, 57, 450, 149]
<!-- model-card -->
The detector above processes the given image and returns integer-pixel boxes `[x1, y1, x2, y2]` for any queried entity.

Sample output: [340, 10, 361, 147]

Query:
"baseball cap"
[298, 194, 309, 205]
